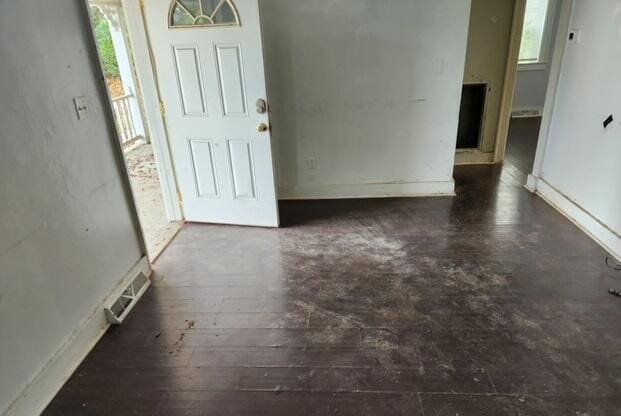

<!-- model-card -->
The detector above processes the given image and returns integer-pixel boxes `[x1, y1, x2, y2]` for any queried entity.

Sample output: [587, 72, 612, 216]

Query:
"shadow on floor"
[503, 116, 542, 183]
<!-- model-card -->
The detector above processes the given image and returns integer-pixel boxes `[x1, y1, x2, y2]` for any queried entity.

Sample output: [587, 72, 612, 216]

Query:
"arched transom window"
[169, 0, 240, 28]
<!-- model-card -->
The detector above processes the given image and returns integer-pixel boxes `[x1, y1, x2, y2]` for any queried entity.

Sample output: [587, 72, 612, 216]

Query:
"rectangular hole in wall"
[457, 83, 486, 149]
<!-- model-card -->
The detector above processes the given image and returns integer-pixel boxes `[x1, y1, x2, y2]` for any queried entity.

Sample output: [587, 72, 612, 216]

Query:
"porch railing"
[112, 93, 142, 147]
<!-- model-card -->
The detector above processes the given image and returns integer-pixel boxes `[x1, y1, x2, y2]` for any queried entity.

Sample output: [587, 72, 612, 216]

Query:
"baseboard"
[3, 257, 151, 416]
[525, 174, 538, 193]
[511, 107, 543, 118]
[534, 178, 621, 261]
[278, 179, 455, 200]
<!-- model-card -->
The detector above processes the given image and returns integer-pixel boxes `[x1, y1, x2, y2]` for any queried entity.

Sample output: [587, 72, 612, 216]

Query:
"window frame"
[518, 0, 558, 69]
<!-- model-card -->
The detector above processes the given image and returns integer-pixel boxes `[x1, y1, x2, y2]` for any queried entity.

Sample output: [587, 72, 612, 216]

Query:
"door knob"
[257, 123, 269, 132]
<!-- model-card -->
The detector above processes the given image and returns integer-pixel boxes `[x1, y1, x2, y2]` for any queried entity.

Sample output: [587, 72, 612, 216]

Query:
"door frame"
[120, 0, 184, 222]
[455, 0, 527, 165]
[82, 0, 149, 259]
[492, 0, 527, 163]
[526, 0, 573, 191]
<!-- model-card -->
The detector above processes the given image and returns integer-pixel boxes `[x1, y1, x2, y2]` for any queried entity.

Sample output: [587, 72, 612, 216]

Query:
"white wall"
[0, 1, 144, 414]
[513, 67, 552, 112]
[260, 0, 472, 199]
[533, 0, 621, 259]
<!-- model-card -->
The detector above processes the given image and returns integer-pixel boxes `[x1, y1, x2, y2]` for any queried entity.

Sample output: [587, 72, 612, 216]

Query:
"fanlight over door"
[144, 0, 279, 227]
[169, 0, 240, 28]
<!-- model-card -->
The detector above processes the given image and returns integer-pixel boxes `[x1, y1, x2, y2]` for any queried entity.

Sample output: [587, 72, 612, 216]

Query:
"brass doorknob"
[257, 123, 269, 132]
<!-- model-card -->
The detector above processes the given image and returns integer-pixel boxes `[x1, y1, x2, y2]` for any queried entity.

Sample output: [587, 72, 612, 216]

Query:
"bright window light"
[519, 0, 553, 64]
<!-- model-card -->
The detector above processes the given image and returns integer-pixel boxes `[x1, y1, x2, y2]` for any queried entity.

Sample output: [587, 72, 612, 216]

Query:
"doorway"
[506, 0, 561, 184]
[456, 0, 521, 165]
[88, 0, 182, 258]
[455, 0, 562, 180]
[140, 0, 280, 227]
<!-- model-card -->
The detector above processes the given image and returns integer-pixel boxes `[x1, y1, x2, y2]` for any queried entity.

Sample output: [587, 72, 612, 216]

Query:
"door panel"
[215, 45, 248, 116]
[144, 0, 279, 227]
[189, 139, 219, 197]
[172, 45, 209, 116]
[227, 139, 256, 200]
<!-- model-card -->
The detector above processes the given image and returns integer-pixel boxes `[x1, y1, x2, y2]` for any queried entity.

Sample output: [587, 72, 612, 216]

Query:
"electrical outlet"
[307, 157, 318, 170]
[73, 96, 89, 120]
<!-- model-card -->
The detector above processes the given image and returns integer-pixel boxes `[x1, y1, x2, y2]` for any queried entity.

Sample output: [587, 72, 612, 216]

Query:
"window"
[519, 0, 556, 65]
[169, 0, 240, 28]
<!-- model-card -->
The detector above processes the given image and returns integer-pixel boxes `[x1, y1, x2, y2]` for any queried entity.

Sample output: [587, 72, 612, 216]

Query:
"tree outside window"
[519, 0, 556, 64]
[91, 6, 124, 97]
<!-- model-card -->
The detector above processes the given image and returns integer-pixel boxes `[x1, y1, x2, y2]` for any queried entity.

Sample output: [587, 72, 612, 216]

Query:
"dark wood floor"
[503, 117, 542, 184]
[43, 119, 621, 415]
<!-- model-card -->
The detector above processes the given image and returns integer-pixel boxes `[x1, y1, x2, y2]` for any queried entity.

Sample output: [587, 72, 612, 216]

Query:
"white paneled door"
[143, 0, 278, 226]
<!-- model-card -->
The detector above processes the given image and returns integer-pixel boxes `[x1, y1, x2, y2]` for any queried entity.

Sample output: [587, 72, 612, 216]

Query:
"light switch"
[568, 29, 581, 44]
[73, 96, 89, 120]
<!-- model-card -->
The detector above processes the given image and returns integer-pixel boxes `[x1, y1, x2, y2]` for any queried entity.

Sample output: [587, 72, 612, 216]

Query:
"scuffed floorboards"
[44, 168, 621, 413]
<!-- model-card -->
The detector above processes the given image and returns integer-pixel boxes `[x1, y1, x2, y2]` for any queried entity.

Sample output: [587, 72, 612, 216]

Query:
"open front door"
[143, 0, 278, 227]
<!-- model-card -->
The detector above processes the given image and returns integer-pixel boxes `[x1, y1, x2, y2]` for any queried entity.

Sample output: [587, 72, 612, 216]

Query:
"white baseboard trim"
[3, 257, 151, 416]
[279, 179, 455, 200]
[534, 177, 621, 261]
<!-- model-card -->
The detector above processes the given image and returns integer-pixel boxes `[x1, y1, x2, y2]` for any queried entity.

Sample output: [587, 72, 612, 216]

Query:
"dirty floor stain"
[43, 120, 621, 415]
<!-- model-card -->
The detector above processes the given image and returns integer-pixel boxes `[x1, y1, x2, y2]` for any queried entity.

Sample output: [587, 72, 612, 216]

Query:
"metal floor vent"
[105, 272, 151, 324]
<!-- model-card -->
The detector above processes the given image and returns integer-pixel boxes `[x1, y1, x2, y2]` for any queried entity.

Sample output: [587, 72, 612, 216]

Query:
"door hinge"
[177, 191, 183, 203]
[139, 0, 145, 10]
[159, 100, 166, 115]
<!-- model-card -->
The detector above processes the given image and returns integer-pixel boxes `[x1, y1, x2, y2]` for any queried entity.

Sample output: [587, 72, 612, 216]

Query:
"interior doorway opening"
[455, 0, 523, 165]
[505, 0, 561, 185]
[88, 0, 182, 259]
[455, 0, 563, 184]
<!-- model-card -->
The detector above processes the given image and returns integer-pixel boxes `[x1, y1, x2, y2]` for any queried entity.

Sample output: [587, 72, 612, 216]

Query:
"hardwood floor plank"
[188, 346, 422, 369]
[157, 391, 423, 416]
[42, 119, 621, 415]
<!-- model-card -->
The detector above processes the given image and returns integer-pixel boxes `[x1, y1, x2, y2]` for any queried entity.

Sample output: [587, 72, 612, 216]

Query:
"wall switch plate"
[73, 96, 89, 120]
[568, 29, 581, 44]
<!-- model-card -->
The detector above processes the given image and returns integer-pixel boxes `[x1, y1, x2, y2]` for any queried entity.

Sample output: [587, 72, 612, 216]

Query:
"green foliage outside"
[91, 7, 120, 77]
[519, 24, 539, 62]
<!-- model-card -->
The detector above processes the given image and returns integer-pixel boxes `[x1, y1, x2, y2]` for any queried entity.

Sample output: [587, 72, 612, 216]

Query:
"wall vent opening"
[105, 273, 151, 324]
[457, 83, 487, 149]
